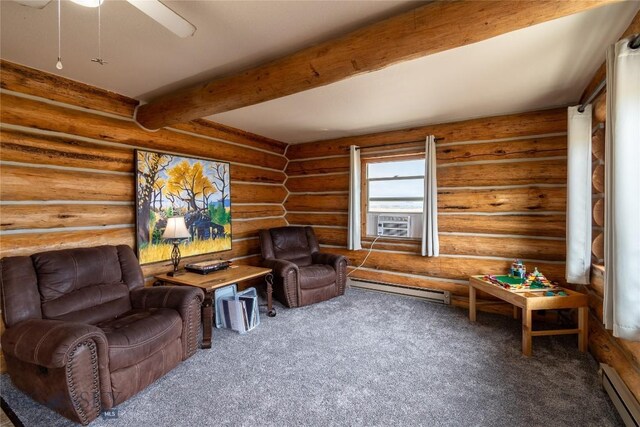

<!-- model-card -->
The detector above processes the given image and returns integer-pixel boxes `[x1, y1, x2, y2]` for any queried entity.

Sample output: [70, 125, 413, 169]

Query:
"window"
[363, 157, 425, 239]
[366, 158, 425, 213]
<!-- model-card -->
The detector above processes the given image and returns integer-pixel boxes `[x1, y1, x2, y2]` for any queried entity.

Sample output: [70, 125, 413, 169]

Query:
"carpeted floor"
[1, 287, 622, 426]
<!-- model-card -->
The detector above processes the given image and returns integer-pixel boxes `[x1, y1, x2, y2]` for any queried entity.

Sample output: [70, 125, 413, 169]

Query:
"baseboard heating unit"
[600, 363, 640, 426]
[348, 278, 450, 305]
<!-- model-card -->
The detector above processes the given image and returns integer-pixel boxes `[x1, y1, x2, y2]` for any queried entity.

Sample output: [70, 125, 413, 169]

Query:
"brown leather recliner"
[259, 226, 347, 308]
[0, 245, 203, 425]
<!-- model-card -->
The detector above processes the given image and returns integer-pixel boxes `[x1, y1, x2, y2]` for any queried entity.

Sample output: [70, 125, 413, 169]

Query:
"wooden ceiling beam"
[136, 0, 619, 130]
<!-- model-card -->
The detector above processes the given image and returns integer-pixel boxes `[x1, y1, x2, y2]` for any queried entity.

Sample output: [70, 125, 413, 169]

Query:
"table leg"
[266, 273, 276, 317]
[513, 306, 519, 319]
[522, 309, 532, 357]
[201, 291, 213, 349]
[469, 284, 477, 322]
[578, 306, 588, 352]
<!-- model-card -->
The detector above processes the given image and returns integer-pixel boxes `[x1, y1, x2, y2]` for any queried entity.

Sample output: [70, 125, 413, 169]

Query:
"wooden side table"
[468, 275, 588, 356]
[155, 265, 274, 349]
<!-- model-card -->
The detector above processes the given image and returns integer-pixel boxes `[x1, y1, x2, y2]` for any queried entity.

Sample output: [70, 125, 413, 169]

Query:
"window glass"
[367, 158, 425, 214]
[369, 179, 424, 199]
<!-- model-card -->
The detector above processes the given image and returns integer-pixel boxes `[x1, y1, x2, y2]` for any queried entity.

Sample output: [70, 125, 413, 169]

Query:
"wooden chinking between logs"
[0, 61, 291, 372]
[0, 64, 289, 262]
[583, 78, 640, 405]
[587, 267, 640, 402]
[580, 11, 640, 403]
[2, 6, 639, 391]
[285, 106, 569, 315]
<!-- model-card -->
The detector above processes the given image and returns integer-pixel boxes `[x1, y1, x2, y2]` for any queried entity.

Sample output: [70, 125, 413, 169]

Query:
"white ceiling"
[1, 1, 638, 144]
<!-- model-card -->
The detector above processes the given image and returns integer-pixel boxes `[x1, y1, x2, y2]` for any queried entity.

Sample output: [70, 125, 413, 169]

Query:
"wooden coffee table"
[468, 275, 588, 356]
[155, 265, 274, 349]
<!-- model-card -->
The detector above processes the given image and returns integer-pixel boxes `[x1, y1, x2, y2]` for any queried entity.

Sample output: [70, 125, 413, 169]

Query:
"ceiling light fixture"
[18, 0, 195, 71]
[69, 0, 103, 7]
[90, 0, 107, 65]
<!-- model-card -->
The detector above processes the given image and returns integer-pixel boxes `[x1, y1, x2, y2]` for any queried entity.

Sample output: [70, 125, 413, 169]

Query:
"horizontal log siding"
[287, 108, 566, 160]
[588, 266, 640, 403]
[0, 61, 288, 285]
[285, 108, 568, 306]
[0, 62, 290, 373]
[582, 14, 640, 404]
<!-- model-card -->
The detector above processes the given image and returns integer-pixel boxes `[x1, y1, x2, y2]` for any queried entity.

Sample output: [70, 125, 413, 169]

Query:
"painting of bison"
[135, 149, 231, 265]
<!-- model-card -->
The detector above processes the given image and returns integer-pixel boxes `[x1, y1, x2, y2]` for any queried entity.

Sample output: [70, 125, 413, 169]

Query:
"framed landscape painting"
[135, 149, 232, 265]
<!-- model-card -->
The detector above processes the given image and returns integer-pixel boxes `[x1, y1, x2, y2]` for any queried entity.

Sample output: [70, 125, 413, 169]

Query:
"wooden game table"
[468, 275, 588, 357]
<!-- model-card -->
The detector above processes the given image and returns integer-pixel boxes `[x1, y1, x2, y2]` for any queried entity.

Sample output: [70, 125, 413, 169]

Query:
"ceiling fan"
[12, 0, 197, 38]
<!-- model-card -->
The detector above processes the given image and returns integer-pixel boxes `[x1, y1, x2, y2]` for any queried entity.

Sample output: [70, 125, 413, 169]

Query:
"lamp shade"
[162, 217, 191, 240]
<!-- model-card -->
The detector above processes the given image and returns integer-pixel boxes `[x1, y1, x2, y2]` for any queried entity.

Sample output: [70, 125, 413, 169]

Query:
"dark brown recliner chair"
[0, 245, 203, 425]
[259, 226, 347, 308]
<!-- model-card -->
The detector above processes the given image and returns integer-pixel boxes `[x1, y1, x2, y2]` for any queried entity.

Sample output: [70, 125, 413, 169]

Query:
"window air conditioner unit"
[377, 215, 411, 237]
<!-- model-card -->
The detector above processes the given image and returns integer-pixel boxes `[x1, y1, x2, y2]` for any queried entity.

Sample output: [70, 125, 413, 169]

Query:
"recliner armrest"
[130, 286, 204, 359]
[130, 286, 204, 314]
[1, 319, 108, 369]
[312, 252, 348, 270]
[263, 258, 299, 278]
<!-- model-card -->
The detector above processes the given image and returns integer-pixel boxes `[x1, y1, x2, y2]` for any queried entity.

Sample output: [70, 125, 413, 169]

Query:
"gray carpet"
[1, 287, 622, 426]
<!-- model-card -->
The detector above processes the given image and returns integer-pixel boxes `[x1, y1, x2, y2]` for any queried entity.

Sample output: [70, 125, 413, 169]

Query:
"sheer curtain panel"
[348, 145, 362, 251]
[565, 105, 592, 284]
[604, 37, 640, 341]
[421, 135, 439, 257]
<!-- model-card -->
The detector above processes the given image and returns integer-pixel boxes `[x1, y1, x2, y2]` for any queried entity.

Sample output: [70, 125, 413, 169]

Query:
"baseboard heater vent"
[601, 363, 640, 427]
[348, 278, 450, 305]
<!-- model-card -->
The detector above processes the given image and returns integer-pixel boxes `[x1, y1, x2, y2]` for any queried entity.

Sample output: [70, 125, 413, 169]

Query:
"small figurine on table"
[525, 267, 555, 289]
[510, 259, 526, 279]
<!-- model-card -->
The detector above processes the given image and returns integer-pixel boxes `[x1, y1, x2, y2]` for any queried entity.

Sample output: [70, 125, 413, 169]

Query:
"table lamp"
[162, 216, 191, 276]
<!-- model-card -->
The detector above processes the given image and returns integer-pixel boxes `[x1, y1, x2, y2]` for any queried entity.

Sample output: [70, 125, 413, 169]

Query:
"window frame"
[361, 153, 425, 241]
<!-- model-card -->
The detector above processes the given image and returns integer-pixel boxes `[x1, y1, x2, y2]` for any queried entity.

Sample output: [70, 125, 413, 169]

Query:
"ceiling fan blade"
[126, 0, 196, 38]
[12, 0, 52, 9]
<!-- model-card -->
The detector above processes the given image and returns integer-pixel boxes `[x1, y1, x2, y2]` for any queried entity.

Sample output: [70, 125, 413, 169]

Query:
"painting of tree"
[210, 163, 229, 207]
[135, 150, 232, 265]
[136, 151, 171, 247]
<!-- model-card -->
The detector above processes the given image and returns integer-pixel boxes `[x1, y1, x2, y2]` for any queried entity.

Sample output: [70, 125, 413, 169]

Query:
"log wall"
[588, 266, 640, 402]
[0, 61, 289, 369]
[580, 10, 640, 401]
[3, 31, 639, 396]
[0, 61, 288, 269]
[285, 108, 569, 312]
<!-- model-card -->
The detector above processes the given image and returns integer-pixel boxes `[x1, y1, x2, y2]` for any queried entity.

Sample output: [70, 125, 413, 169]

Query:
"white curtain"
[348, 145, 362, 250]
[421, 135, 439, 257]
[604, 38, 640, 341]
[565, 105, 592, 284]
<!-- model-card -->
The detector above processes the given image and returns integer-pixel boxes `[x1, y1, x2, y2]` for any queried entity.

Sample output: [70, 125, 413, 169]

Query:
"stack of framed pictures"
[214, 285, 260, 334]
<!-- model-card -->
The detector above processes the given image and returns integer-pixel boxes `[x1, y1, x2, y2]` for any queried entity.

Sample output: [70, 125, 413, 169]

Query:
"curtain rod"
[578, 79, 606, 113]
[578, 34, 640, 113]
[353, 138, 444, 151]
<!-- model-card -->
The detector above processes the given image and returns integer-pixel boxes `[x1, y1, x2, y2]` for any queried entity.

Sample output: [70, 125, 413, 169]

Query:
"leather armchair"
[0, 245, 203, 425]
[259, 226, 347, 308]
